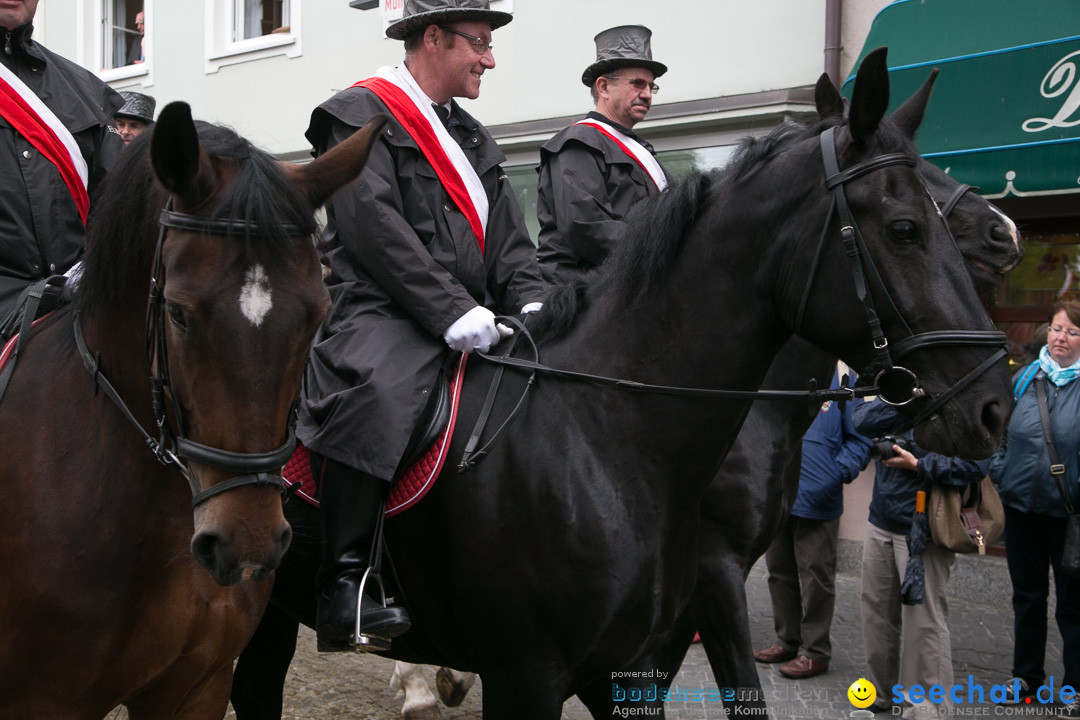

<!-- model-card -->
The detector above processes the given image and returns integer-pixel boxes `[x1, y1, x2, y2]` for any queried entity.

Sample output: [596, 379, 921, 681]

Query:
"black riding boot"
[313, 454, 410, 652]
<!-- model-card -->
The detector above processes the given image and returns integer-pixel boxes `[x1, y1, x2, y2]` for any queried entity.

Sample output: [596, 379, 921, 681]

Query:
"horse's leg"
[124, 666, 232, 720]
[435, 666, 477, 707]
[577, 657, 668, 720]
[231, 604, 300, 720]
[390, 662, 444, 720]
[478, 671, 565, 720]
[691, 558, 768, 714]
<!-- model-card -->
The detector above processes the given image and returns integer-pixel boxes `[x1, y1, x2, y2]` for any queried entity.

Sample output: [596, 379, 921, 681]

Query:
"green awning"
[843, 0, 1080, 198]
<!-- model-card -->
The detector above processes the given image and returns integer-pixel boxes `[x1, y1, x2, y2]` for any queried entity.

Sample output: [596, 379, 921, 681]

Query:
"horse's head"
[815, 73, 1024, 298]
[788, 47, 1012, 457]
[128, 103, 384, 585]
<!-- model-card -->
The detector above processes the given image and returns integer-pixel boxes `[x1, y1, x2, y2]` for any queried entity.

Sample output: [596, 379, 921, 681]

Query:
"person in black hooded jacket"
[0, 0, 123, 328]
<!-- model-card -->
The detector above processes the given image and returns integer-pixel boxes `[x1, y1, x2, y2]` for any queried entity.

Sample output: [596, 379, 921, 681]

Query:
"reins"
[463, 128, 1007, 469]
[73, 198, 307, 507]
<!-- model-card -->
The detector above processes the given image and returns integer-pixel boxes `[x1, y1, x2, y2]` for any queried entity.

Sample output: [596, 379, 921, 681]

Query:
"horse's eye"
[889, 220, 919, 243]
[167, 303, 188, 331]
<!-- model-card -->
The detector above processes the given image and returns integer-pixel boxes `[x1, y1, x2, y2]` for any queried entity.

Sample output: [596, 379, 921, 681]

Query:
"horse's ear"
[891, 68, 939, 140]
[289, 114, 389, 209]
[151, 102, 212, 203]
[848, 46, 891, 145]
[815, 72, 845, 121]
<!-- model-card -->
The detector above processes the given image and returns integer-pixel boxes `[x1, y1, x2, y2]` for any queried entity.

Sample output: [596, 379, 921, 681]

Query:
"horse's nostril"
[191, 531, 224, 574]
[981, 398, 1008, 441]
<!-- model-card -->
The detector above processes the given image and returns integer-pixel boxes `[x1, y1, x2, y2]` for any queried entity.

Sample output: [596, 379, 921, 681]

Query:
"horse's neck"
[565, 226, 788, 392]
[79, 308, 154, 404]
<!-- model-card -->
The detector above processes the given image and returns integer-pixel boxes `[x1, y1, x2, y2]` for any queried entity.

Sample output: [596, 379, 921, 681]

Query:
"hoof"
[435, 667, 471, 708]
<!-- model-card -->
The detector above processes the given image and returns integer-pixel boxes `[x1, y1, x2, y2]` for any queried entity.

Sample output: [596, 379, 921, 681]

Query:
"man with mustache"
[536, 24, 670, 283]
[297, 0, 545, 654]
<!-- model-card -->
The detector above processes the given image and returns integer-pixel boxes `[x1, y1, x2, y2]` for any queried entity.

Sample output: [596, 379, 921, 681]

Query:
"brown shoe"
[753, 644, 797, 663]
[778, 655, 829, 679]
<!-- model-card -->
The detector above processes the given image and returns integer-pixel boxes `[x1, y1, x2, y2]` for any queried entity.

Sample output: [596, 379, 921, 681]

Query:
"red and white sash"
[354, 66, 488, 253]
[0, 61, 90, 225]
[575, 118, 668, 192]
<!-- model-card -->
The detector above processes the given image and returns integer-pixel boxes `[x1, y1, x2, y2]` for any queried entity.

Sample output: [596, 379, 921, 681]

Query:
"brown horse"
[0, 103, 383, 719]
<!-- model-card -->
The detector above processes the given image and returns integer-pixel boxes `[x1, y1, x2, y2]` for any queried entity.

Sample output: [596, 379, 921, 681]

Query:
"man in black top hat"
[297, 0, 545, 653]
[114, 91, 155, 146]
[536, 24, 671, 283]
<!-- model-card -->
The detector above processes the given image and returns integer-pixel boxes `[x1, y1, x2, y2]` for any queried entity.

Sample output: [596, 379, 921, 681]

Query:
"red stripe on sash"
[353, 77, 484, 254]
[0, 78, 89, 225]
[581, 122, 661, 193]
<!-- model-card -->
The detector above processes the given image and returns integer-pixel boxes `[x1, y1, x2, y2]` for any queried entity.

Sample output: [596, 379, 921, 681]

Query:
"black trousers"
[1003, 504, 1080, 689]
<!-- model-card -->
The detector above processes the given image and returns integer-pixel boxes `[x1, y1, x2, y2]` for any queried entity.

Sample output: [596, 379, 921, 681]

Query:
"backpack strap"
[1013, 361, 1041, 401]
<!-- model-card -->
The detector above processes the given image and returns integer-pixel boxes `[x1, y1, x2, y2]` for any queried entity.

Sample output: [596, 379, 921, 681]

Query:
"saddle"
[283, 354, 467, 516]
[0, 275, 70, 403]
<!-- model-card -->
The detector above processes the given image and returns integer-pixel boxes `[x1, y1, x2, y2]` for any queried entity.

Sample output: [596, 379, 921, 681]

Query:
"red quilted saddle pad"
[283, 355, 467, 517]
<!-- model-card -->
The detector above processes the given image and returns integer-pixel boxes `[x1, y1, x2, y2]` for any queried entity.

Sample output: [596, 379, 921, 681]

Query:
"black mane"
[76, 121, 318, 315]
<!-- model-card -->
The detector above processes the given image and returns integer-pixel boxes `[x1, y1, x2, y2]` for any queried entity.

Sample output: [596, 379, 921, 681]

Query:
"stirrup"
[350, 565, 391, 652]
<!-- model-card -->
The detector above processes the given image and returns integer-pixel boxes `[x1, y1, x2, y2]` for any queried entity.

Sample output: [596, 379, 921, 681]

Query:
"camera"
[869, 435, 910, 461]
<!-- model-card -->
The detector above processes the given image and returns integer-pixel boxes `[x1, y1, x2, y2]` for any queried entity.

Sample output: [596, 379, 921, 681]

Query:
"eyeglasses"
[1049, 325, 1080, 339]
[438, 26, 493, 55]
[605, 76, 660, 94]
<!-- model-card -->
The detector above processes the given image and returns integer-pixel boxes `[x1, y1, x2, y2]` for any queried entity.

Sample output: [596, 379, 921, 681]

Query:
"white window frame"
[205, 0, 302, 74]
[77, 0, 150, 84]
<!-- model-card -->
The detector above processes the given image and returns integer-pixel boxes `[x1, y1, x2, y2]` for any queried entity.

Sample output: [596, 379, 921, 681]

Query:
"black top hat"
[385, 0, 513, 41]
[115, 91, 156, 125]
[581, 25, 667, 87]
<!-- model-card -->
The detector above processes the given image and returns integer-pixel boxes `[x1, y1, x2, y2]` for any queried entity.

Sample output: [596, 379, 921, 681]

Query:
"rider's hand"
[521, 302, 542, 314]
[443, 306, 512, 353]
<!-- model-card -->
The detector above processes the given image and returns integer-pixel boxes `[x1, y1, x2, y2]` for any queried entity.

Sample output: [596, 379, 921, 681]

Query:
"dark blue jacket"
[791, 371, 872, 521]
[853, 399, 989, 535]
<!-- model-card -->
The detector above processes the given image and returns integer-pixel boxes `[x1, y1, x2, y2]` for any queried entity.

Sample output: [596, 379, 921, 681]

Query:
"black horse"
[635, 73, 1024, 717]
[233, 48, 1012, 720]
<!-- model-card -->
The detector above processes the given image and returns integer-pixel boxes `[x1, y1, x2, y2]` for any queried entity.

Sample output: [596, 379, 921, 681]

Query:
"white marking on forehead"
[239, 264, 273, 327]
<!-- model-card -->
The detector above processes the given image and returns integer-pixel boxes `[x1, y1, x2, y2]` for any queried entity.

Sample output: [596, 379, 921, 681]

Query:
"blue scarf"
[1038, 344, 1080, 387]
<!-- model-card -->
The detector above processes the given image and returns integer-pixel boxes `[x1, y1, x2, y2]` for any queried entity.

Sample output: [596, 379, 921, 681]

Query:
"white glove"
[443, 306, 513, 353]
[521, 302, 543, 314]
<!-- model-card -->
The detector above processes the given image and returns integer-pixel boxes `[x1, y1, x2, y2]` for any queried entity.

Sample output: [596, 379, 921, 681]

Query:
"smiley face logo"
[848, 678, 877, 709]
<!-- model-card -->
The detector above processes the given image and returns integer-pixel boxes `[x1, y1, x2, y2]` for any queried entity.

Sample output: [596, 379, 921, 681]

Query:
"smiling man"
[536, 24, 670, 283]
[297, 0, 545, 654]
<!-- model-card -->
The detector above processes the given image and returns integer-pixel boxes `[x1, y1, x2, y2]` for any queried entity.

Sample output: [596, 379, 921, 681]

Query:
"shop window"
[502, 144, 736, 245]
[991, 226, 1080, 370]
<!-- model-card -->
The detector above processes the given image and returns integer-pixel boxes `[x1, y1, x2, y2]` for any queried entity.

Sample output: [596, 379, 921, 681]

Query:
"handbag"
[1035, 373, 1080, 574]
[927, 475, 1004, 554]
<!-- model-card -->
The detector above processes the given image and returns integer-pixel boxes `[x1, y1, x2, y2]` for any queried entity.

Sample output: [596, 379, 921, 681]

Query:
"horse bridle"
[805, 126, 1006, 424]
[74, 198, 306, 507]
[472, 128, 1006, 436]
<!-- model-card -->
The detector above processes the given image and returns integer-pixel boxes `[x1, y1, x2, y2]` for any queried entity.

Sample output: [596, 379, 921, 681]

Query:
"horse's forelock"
[77, 121, 318, 315]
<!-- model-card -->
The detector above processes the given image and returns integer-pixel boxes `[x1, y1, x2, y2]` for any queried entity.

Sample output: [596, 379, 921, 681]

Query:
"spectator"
[126, 11, 144, 65]
[854, 397, 989, 714]
[754, 364, 871, 679]
[296, 0, 546, 654]
[114, 91, 155, 146]
[536, 24, 669, 283]
[990, 299, 1080, 716]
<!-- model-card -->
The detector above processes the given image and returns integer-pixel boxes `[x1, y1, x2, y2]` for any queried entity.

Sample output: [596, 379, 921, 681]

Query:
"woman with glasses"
[990, 298, 1080, 716]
